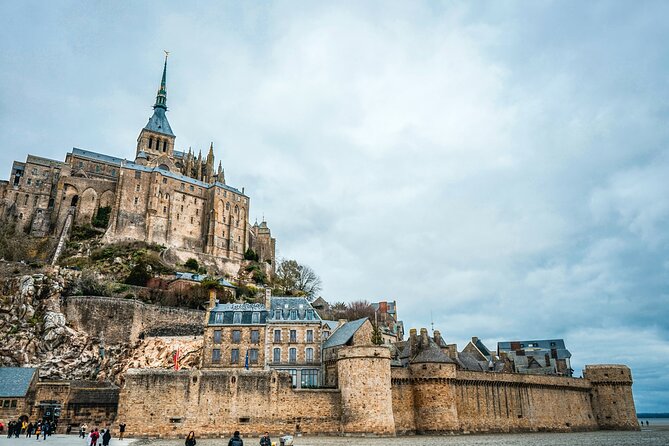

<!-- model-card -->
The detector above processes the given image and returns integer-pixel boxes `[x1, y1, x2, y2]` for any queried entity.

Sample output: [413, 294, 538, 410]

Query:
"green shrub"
[125, 260, 153, 286]
[92, 206, 112, 228]
[184, 258, 199, 271]
[244, 249, 259, 261]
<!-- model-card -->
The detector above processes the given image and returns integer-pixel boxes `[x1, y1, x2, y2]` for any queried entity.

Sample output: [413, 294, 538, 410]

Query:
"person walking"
[228, 430, 244, 446]
[259, 431, 271, 446]
[185, 431, 197, 446]
[26, 422, 34, 438]
[102, 428, 112, 446]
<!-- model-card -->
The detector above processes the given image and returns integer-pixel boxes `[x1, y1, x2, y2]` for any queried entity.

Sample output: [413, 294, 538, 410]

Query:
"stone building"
[0, 55, 275, 274]
[497, 339, 573, 376]
[0, 367, 38, 424]
[371, 300, 404, 344]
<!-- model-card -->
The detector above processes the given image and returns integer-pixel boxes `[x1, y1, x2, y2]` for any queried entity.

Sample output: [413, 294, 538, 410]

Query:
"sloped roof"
[144, 107, 174, 136]
[411, 342, 455, 364]
[269, 297, 321, 322]
[323, 318, 368, 349]
[174, 272, 234, 288]
[0, 367, 37, 397]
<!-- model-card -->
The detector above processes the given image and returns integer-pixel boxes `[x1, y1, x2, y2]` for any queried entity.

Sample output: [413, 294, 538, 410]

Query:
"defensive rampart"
[64, 296, 204, 344]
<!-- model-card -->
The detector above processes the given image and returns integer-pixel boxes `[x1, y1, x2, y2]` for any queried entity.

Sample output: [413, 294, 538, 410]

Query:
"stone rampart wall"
[64, 296, 204, 344]
[117, 369, 341, 438]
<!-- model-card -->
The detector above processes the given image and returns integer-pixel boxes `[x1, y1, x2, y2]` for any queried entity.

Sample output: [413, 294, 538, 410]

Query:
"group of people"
[78, 423, 125, 445]
[185, 430, 275, 446]
[3, 419, 55, 440]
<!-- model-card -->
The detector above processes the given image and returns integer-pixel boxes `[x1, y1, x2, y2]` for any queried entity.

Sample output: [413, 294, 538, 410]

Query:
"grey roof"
[323, 318, 368, 349]
[0, 367, 37, 397]
[269, 297, 321, 322]
[498, 339, 571, 359]
[458, 352, 489, 371]
[212, 302, 266, 312]
[26, 155, 67, 168]
[321, 320, 340, 330]
[144, 107, 174, 136]
[174, 272, 234, 288]
[69, 148, 246, 195]
[411, 342, 456, 364]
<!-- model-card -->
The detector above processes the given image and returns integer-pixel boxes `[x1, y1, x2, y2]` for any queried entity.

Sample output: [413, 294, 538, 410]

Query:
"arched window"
[71, 195, 79, 207]
[148, 137, 153, 149]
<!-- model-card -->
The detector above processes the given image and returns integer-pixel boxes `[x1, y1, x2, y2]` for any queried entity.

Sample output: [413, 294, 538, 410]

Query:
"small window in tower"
[162, 178, 167, 184]
[177, 214, 180, 220]
[190, 217, 194, 224]
[163, 206, 167, 213]
[180, 205, 184, 212]
[111, 169, 116, 177]
[27, 179, 32, 185]
[134, 197, 138, 205]
[180, 183, 185, 190]
[196, 209, 199, 216]
[148, 137, 153, 149]
[135, 184, 140, 192]
[135, 171, 141, 179]
[190, 185, 194, 191]
[162, 140, 167, 152]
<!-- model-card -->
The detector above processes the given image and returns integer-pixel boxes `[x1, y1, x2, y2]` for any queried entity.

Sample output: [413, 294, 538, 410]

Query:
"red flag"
[173, 347, 180, 371]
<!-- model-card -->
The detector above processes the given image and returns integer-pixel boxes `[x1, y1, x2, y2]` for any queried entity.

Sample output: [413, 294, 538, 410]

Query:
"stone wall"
[117, 369, 341, 438]
[584, 365, 639, 430]
[64, 296, 205, 344]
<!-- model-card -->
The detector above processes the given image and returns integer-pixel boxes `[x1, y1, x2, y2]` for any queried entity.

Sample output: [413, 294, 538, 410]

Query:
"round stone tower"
[584, 365, 640, 430]
[336, 345, 395, 435]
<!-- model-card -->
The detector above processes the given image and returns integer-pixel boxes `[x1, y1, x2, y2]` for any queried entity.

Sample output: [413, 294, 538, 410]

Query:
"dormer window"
[290, 309, 297, 320]
[251, 312, 260, 324]
[233, 312, 242, 324]
[306, 310, 314, 320]
[274, 309, 282, 320]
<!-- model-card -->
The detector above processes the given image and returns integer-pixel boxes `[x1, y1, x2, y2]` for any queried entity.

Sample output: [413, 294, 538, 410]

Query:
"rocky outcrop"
[0, 265, 203, 385]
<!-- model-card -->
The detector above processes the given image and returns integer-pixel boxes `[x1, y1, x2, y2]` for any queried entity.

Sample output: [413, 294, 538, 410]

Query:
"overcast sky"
[1, 1, 668, 412]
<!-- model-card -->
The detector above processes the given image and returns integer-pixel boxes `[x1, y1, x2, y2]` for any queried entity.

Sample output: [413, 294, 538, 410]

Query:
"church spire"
[153, 51, 169, 110]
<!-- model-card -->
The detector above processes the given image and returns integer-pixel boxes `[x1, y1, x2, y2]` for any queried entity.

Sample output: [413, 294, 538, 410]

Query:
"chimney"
[409, 328, 418, 353]
[420, 328, 430, 349]
[208, 288, 217, 309]
[264, 287, 272, 310]
[433, 330, 442, 346]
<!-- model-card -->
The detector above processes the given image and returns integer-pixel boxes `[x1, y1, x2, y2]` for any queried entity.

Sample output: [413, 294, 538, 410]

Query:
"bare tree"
[273, 259, 322, 299]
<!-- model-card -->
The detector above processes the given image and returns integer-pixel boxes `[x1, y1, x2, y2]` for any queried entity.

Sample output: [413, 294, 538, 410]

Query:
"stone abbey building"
[0, 56, 275, 272]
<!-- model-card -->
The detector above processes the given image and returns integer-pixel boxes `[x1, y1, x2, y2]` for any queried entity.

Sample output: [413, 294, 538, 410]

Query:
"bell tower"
[136, 52, 176, 161]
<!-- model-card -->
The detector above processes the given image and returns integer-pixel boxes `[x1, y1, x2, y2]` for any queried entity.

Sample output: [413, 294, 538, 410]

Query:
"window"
[233, 312, 242, 324]
[213, 330, 221, 344]
[273, 348, 281, 363]
[301, 369, 318, 388]
[290, 310, 297, 320]
[290, 330, 297, 343]
[135, 171, 141, 179]
[111, 169, 116, 177]
[195, 209, 199, 216]
[135, 184, 140, 192]
[251, 330, 260, 344]
[322, 331, 330, 340]
[190, 185, 194, 191]
[226, 202, 230, 210]
[163, 206, 167, 213]
[162, 178, 167, 184]
[79, 161, 84, 168]
[180, 183, 185, 190]
[231, 349, 240, 364]
[214, 313, 224, 324]
[149, 137, 153, 149]
[27, 178, 32, 185]
[306, 310, 314, 320]
[251, 312, 260, 324]
[96, 165, 101, 173]
[274, 309, 282, 320]
[306, 330, 313, 343]
[190, 217, 194, 224]
[24, 194, 29, 205]
[180, 205, 184, 212]
[289, 348, 297, 364]
[232, 330, 241, 343]
[212, 348, 221, 363]
[134, 197, 138, 205]
[274, 329, 281, 342]
[288, 369, 298, 388]
[306, 347, 314, 363]
[2, 400, 9, 408]
[249, 348, 259, 364]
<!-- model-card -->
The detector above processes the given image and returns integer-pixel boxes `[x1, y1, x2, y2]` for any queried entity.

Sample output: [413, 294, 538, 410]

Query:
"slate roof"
[498, 339, 571, 359]
[457, 352, 489, 371]
[411, 342, 455, 364]
[0, 367, 37, 398]
[69, 148, 246, 195]
[209, 302, 268, 325]
[269, 297, 320, 322]
[321, 320, 341, 330]
[26, 155, 67, 168]
[174, 272, 234, 288]
[144, 107, 174, 136]
[323, 318, 368, 349]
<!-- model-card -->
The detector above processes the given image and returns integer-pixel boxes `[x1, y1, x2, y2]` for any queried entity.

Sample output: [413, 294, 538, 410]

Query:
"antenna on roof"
[430, 311, 434, 335]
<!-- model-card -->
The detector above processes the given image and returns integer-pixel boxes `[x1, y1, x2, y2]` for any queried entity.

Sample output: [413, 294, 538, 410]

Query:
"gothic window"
[235, 205, 239, 215]
[162, 140, 167, 152]
[165, 194, 169, 201]
[196, 209, 199, 216]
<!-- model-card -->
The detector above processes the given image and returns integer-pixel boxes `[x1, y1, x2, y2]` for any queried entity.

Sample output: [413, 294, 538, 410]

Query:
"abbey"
[0, 56, 275, 272]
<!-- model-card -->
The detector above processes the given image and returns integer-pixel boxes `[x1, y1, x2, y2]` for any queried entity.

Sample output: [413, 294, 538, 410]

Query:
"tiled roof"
[144, 107, 174, 136]
[323, 318, 368, 349]
[0, 367, 37, 397]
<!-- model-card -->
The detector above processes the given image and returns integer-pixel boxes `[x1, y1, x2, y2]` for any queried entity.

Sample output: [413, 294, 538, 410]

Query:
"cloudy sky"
[1, 1, 668, 412]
